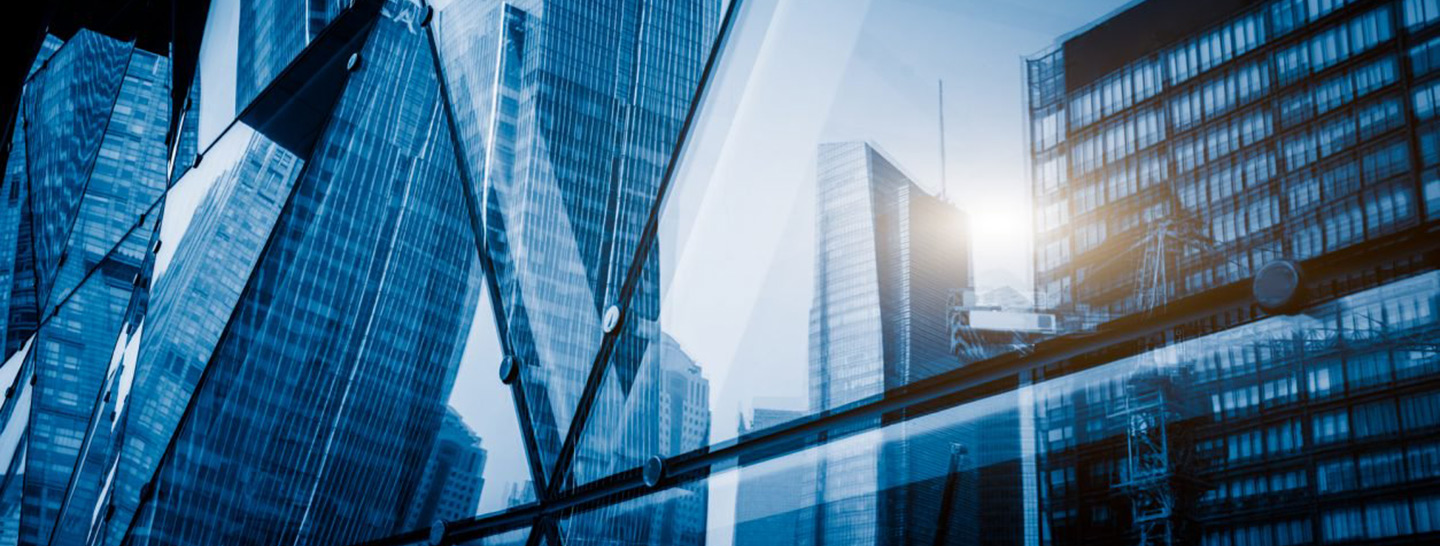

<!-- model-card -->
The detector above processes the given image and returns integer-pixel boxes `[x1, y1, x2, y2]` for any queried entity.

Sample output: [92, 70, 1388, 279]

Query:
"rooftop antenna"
[938, 79, 949, 200]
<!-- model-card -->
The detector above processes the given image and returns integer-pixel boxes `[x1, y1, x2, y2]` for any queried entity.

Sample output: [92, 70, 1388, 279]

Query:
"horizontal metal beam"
[367, 222, 1438, 545]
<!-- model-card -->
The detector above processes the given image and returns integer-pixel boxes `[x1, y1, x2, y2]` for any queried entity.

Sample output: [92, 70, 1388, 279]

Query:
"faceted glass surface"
[4, 0, 1440, 545]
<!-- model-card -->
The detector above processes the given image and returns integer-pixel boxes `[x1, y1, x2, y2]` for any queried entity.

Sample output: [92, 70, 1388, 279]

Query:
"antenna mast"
[938, 79, 948, 200]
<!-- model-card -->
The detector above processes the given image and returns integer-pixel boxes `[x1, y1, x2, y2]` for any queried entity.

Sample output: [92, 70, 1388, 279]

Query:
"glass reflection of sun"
[967, 206, 1030, 250]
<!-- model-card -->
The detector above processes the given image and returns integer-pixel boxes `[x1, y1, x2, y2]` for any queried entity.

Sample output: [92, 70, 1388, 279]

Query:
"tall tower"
[804, 141, 974, 545]
[109, 6, 481, 545]
[0, 30, 169, 546]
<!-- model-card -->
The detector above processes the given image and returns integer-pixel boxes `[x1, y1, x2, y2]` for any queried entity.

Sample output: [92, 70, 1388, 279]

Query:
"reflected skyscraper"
[105, 6, 481, 545]
[435, 0, 718, 543]
[734, 406, 806, 546]
[803, 141, 977, 545]
[1025, 0, 1440, 543]
[403, 407, 489, 530]
[0, 30, 169, 546]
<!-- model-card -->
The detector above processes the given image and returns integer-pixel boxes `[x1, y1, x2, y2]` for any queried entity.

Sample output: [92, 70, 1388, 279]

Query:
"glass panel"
[572, 0, 1125, 486]
[0, 335, 33, 545]
[93, 123, 307, 545]
[119, 9, 521, 545]
[430, 0, 724, 482]
[558, 271, 1438, 544]
[194, 0, 352, 147]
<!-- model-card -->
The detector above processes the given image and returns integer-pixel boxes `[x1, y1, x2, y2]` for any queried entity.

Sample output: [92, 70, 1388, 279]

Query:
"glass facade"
[0, 0, 1438, 545]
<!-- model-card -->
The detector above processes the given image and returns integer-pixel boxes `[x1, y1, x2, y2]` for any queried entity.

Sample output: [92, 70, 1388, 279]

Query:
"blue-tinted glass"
[0, 30, 170, 546]
[432, 0, 722, 484]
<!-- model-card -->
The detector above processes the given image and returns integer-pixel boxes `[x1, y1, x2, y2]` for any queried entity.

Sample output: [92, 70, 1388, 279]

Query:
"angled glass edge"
[426, 0, 726, 487]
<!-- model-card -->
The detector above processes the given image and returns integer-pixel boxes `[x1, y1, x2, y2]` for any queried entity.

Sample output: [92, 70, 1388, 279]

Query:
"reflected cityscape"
[0, 0, 1437, 545]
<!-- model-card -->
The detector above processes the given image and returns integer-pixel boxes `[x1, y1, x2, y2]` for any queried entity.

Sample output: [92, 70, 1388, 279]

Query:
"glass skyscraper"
[803, 141, 976, 545]
[0, 29, 169, 546]
[116, 8, 480, 545]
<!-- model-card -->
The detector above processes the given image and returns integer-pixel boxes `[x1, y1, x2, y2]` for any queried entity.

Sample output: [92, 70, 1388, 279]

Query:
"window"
[1414, 79, 1440, 120]
[1322, 508, 1364, 542]
[1358, 449, 1405, 488]
[1265, 419, 1303, 453]
[1313, 408, 1350, 443]
[1317, 457, 1356, 493]
[1407, 0, 1440, 28]
[1357, 96, 1402, 140]
[1402, 390, 1440, 430]
[1352, 399, 1400, 439]
[1283, 130, 1317, 170]
[1345, 351, 1392, 389]
[1308, 359, 1346, 398]
[1362, 140, 1410, 182]
[1363, 501, 1413, 538]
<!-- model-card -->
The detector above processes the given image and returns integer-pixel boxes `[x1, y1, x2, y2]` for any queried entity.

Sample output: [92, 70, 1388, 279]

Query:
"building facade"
[403, 407, 488, 530]
[112, 7, 481, 546]
[1026, 0, 1440, 543]
[0, 29, 170, 546]
[802, 141, 980, 545]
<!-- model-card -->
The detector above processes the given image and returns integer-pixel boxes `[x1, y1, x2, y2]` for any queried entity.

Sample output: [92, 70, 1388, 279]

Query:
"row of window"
[1062, 0, 1385, 137]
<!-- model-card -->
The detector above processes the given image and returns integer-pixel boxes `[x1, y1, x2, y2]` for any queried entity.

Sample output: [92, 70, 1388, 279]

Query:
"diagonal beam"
[420, 11, 551, 498]
[543, 0, 746, 500]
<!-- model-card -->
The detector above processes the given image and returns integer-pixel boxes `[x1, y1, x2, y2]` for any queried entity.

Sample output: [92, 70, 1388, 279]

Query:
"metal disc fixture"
[602, 305, 621, 333]
[499, 356, 519, 385]
[642, 455, 665, 488]
[1252, 259, 1306, 314]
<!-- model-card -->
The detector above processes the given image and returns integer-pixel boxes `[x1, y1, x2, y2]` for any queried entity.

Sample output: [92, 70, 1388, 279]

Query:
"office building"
[435, 0, 720, 484]
[435, 0, 719, 543]
[0, 29, 169, 546]
[113, 9, 481, 546]
[1025, 0, 1440, 543]
[403, 408, 489, 529]
[802, 141, 979, 545]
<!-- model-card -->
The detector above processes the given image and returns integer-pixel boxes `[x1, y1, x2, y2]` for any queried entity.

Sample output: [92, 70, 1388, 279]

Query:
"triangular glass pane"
[12, 262, 144, 545]
[0, 333, 36, 542]
[430, 0, 722, 486]
[40, 46, 170, 319]
[95, 121, 308, 545]
[20, 32, 136, 311]
[194, 0, 352, 148]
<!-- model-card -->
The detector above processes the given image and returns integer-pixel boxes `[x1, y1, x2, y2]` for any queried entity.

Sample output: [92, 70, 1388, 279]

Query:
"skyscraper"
[403, 407, 488, 530]
[434, 1, 720, 543]
[803, 141, 974, 545]
[734, 406, 807, 546]
[1027, 0, 1428, 327]
[0, 29, 170, 546]
[434, 0, 722, 488]
[107, 6, 482, 545]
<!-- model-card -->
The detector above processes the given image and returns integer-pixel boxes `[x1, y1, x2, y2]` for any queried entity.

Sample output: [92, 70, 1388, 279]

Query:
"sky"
[162, 0, 1141, 531]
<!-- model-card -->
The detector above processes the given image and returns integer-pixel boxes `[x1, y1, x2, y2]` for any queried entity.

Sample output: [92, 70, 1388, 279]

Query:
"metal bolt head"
[346, 53, 361, 72]
[1253, 260, 1305, 314]
[499, 356, 518, 385]
[642, 455, 665, 488]
[602, 305, 621, 333]
[421, 6, 435, 27]
[428, 520, 446, 546]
